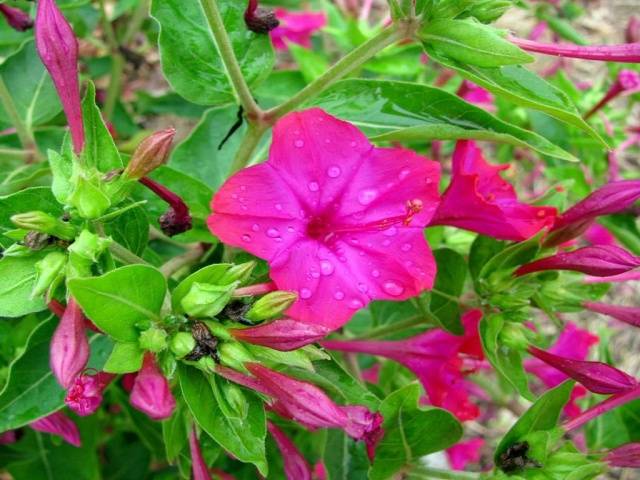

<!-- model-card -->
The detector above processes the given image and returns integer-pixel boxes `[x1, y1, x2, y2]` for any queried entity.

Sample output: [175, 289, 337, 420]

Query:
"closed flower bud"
[218, 342, 255, 371]
[0, 4, 33, 32]
[268, 422, 313, 480]
[139, 327, 168, 353]
[219, 261, 256, 285]
[181, 282, 238, 318]
[30, 411, 81, 447]
[68, 176, 111, 219]
[498, 322, 530, 350]
[130, 353, 176, 420]
[606, 443, 640, 468]
[627, 16, 640, 43]
[584, 302, 640, 328]
[245, 291, 297, 322]
[170, 332, 197, 358]
[65, 371, 115, 416]
[11, 211, 75, 240]
[123, 128, 176, 180]
[50, 298, 89, 389]
[230, 318, 329, 351]
[68, 230, 110, 263]
[32, 251, 67, 298]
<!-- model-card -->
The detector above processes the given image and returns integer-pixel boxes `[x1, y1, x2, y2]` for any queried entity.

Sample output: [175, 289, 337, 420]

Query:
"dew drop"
[308, 181, 320, 192]
[349, 141, 357, 148]
[266, 228, 280, 238]
[357, 188, 378, 206]
[371, 269, 381, 278]
[251, 224, 260, 232]
[382, 239, 391, 247]
[320, 260, 334, 276]
[401, 243, 412, 252]
[242, 234, 252, 243]
[349, 298, 364, 309]
[300, 288, 312, 299]
[275, 203, 283, 211]
[311, 271, 320, 279]
[327, 165, 342, 178]
[287, 226, 295, 233]
[334, 291, 345, 300]
[383, 281, 405, 297]
[399, 168, 410, 180]
[358, 283, 369, 293]
[383, 226, 397, 237]
[294, 139, 305, 148]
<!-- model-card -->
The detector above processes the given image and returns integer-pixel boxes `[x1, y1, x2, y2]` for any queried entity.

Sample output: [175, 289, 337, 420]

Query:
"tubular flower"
[50, 298, 90, 389]
[322, 310, 485, 421]
[0, 4, 33, 31]
[270, 9, 327, 50]
[65, 371, 116, 416]
[35, 0, 84, 153]
[189, 428, 212, 480]
[431, 141, 556, 242]
[30, 411, 81, 447]
[229, 319, 330, 351]
[584, 70, 640, 120]
[606, 443, 640, 468]
[584, 302, 640, 328]
[446, 438, 484, 471]
[509, 36, 640, 63]
[139, 176, 192, 237]
[208, 108, 441, 330]
[516, 245, 640, 277]
[130, 353, 176, 420]
[268, 422, 313, 480]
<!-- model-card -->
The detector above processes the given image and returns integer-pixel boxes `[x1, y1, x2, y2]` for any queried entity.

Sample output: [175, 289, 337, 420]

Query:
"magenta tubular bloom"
[322, 310, 485, 421]
[446, 438, 484, 471]
[130, 353, 176, 421]
[208, 108, 441, 330]
[528, 346, 638, 395]
[270, 8, 326, 50]
[584, 302, 640, 328]
[584, 70, 640, 120]
[35, 0, 84, 153]
[0, 4, 33, 31]
[516, 245, 640, 277]
[50, 298, 89, 389]
[229, 319, 330, 351]
[268, 422, 313, 480]
[606, 443, 640, 468]
[65, 371, 116, 416]
[139, 176, 192, 237]
[509, 36, 640, 63]
[30, 411, 81, 447]
[430, 141, 557, 242]
[189, 428, 212, 480]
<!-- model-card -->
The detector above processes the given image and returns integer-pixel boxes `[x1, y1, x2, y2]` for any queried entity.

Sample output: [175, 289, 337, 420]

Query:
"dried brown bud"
[244, 0, 279, 34]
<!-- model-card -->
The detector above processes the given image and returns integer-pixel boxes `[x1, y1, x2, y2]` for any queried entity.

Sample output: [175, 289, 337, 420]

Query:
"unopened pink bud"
[189, 428, 212, 480]
[0, 4, 33, 31]
[30, 411, 81, 447]
[50, 298, 89, 389]
[123, 128, 176, 180]
[606, 443, 640, 468]
[584, 302, 640, 328]
[509, 36, 640, 63]
[35, 0, 84, 153]
[229, 319, 329, 351]
[516, 245, 640, 277]
[130, 353, 176, 420]
[65, 371, 115, 416]
[626, 16, 640, 43]
[528, 346, 638, 395]
[268, 422, 312, 480]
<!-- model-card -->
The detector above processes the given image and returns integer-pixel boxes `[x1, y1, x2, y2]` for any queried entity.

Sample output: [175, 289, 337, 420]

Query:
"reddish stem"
[563, 386, 640, 432]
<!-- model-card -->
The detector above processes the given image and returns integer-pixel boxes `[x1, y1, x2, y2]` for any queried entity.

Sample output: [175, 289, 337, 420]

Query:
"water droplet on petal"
[294, 139, 305, 148]
[311, 271, 320, 279]
[358, 283, 369, 293]
[349, 298, 364, 309]
[334, 291, 345, 300]
[266, 228, 280, 238]
[383, 226, 397, 237]
[399, 168, 410, 180]
[300, 288, 312, 299]
[242, 234, 252, 243]
[371, 269, 381, 278]
[357, 188, 378, 206]
[401, 243, 412, 252]
[382, 239, 391, 247]
[383, 281, 404, 297]
[240, 185, 247, 191]
[320, 260, 334, 276]
[275, 203, 283, 211]
[308, 181, 319, 192]
[287, 226, 295, 233]
[350, 141, 357, 148]
[251, 224, 260, 232]
[327, 165, 342, 178]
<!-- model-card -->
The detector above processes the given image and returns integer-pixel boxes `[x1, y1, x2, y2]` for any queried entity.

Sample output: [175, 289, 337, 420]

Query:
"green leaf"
[323, 430, 369, 480]
[429, 248, 467, 334]
[162, 402, 188, 463]
[0, 40, 62, 129]
[313, 79, 577, 161]
[0, 252, 50, 317]
[171, 263, 232, 312]
[103, 342, 144, 374]
[151, 0, 275, 105]
[370, 383, 462, 480]
[178, 364, 267, 475]
[68, 265, 167, 342]
[48, 138, 75, 204]
[480, 313, 532, 400]
[423, 50, 607, 148]
[0, 187, 63, 236]
[469, 235, 505, 282]
[289, 43, 330, 83]
[421, 19, 533, 67]
[102, 202, 149, 256]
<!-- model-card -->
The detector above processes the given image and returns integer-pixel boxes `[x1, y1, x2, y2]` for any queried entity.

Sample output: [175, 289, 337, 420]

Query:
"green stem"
[409, 466, 480, 480]
[199, 0, 261, 120]
[431, 288, 471, 306]
[266, 26, 401, 121]
[122, 0, 150, 45]
[108, 241, 149, 265]
[0, 147, 32, 159]
[228, 123, 267, 174]
[0, 75, 38, 159]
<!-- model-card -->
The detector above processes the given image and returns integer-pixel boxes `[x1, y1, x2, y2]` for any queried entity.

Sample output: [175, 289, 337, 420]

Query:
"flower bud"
[35, 0, 84, 153]
[230, 319, 329, 351]
[189, 428, 212, 480]
[468, 0, 512, 23]
[218, 342, 255, 371]
[30, 411, 81, 447]
[50, 298, 89, 389]
[244, 0, 279, 34]
[65, 371, 115, 416]
[606, 443, 640, 468]
[498, 322, 530, 351]
[130, 353, 176, 420]
[68, 176, 111, 219]
[32, 251, 67, 299]
[245, 291, 297, 322]
[583, 302, 640, 328]
[0, 431, 18, 445]
[181, 282, 238, 318]
[123, 128, 176, 180]
[627, 16, 640, 43]
[11, 211, 75, 240]
[219, 261, 256, 285]
[23, 231, 52, 251]
[139, 327, 168, 353]
[170, 332, 197, 358]
[267, 422, 313, 480]
[68, 230, 110, 262]
[221, 380, 249, 419]
[139, 177, 192, 237]
[0, 4, 33, 31]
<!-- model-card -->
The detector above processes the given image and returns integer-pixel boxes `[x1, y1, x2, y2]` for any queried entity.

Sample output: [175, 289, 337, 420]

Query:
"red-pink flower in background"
[431, 141, 556, 241]
[584, 223, 617, 247]
[446, 438, 484, 471]
[457, 81, 495, 111]
[267, 422, 313, 480]
[65, 371, 115, 416]
[209, 108, 440, 330]
[50, 298, 89, 389]
[0, 4, 33, 31]
[584, 302, 640, 329]
[30, 411, 81, 447]
[130, 353, 176, 420]
[270, 9, 326, 50]
[606, 443, 640, 468]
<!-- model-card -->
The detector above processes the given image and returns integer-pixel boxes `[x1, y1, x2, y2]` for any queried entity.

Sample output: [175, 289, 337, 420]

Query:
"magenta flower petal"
[584, 223, 617, 247]
[229, 319, 330, 351]
[35, 0, 84, 153]
[209, 108, 440, 329]
[270, 9, 326, 50]
[584, 302, 640, 328]
[30, 411, 81, 447]
[606, 443, 640, 468]
[50, 298, 89, 389]
[189, 428, 212, 480]
[267, 422, 313, 480]
[130, 353, 176, 421]
[516, 245, 640, 277]
[431, 141, 556, 241]
[65, 371, 115, 416]
[446, 438, 484, 471]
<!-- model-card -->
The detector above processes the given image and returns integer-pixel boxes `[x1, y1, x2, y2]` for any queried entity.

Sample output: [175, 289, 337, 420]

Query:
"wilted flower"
[244, 0, 279, 34]
[123, 128, 176, 180]
[30, 411, 81, 447]
[431, 141, 556, 241]
[268, 422, 313, 480]
[446, 438, 484, 471]
[209, 108, 441, 330]
[189, 428, 212, 480]
[584, 302, 640, 328]
[65, 371, 115, 416]
[130, 353, 176, 420]
[0, 4, 33, 31]
[229, 319, 329, 351]
[50, 298, 90, 389]
[139, 177, 192, 237]
[270, 9, 326, 50]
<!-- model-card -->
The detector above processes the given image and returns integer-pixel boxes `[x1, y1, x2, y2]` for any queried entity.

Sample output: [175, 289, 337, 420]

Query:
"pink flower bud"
[446, 438, 484, 471]
[130, 353, 176, 420]
[0, 4, 33, 31]
[139, 177, 192, 237]
[267, 422, 312, 480]
[584, 302, 640, 328]
[189, 428, 212, 480]
[35, 0, 84, 153]
[0, 431, 18, 444]
[123, 128, 176, 180]
[509, 36, 640, 63]
[606, 443, 640, 468]
[584, 70, 640, 120]
[30, 411, 81, 447]
[528, 346, 639, 395]
[626, 16, 640, 43]
[65, 371, 116, 416]
[515, 245, 640, 277]
[229, 319, 329, 351]
[50, 298, 89, 389]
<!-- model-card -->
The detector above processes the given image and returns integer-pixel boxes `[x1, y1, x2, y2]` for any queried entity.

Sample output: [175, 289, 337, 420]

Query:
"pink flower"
[229, 319, 330, 351]
[584, 302, 640, 328]
[50, 298, 90, 389]
[606, 443, 640, 468]
[65, 371, 115, 416]
[30, 411, 81, 447]
[509, 36, 640, 63]
[130, 353, 176, 420]
[321, 310, 485, 421]
[0, 4, 33, 31]
[456, 81, 495, 111]
[431, 141, 556, 241]
[584, 271, 640, 284]
[35, 0, 84, 153]
[270, 9, 326, 50]
[516, 245, 640, 277]
[189, 428, 212, 480]
[584, 223, 617, 247]
[584, 70, 640, 120]
[267, 422, 312, 480]
[208, 109, 440, 330]
[446, 438, 484, 471]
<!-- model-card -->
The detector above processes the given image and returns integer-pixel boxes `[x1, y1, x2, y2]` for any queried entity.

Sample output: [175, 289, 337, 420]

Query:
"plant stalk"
[0, 75, 38, 160]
